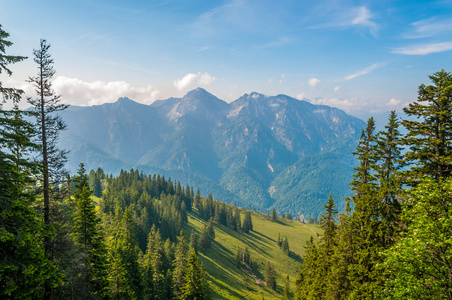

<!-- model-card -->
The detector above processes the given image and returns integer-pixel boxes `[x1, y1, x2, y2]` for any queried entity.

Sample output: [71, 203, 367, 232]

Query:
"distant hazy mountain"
[59, 88, 365, 217]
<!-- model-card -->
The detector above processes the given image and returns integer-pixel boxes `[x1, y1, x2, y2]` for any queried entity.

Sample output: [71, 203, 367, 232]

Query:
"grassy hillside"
[185, 208, 322, 299]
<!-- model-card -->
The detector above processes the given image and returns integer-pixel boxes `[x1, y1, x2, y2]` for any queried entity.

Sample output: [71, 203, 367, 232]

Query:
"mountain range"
[59, 88, 365, 217]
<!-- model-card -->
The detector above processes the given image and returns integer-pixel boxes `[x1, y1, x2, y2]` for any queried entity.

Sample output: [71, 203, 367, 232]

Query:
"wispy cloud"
[194, 45, 219, 52]
[256, 36, 293, 48]
[345, 63, 382, 80]
[392, 41, 452, 55]
[334, 85, 341, 92]
[402, 18, 452, 39]
[173, 72, 216, 90]
[308, 78, 320, 87]
[311, 6, 378, 36]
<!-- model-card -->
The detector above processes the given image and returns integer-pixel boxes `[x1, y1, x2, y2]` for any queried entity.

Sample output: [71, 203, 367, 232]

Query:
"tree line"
[295, 70, 452, 299]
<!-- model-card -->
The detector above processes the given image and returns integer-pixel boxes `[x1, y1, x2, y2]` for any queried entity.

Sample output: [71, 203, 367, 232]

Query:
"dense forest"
[2, 21, 452, 300]
[295, 70, 452, 299]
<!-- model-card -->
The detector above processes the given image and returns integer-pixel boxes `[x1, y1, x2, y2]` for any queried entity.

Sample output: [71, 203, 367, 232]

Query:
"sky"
[1, 0, 452, 120]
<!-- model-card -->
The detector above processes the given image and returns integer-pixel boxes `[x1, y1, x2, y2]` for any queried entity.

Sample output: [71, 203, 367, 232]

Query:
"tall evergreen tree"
[107, 209, 143, 299]
[189, 230, 198, 255]
[402, 70, 452, 181]
[27, 39, 69, 299]
[173, 230, 188, 299]
[181, 249, 210, 300]
[0, 25, 58, 299]
[265, 261, 277, 291]
[242, 211, 253, 234]
[71, 163, 109, 299]
[319, 194, 337, 251]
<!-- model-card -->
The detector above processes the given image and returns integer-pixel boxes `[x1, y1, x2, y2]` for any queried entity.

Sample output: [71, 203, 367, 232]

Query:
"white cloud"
[392, 42, 452, 55]
[403, 18, 452, 39]
[386, 98, 401, 106]
[308, 78, 320, 87]
[351, 6, 377, 33]
[309, 97, 368, 113]
[296, 93, 305, 100]
[51, 76, 160, 106]
[345, 63, 382, 80]
[334, 85, 341, 92]
[174, 72, 216, 90]
[310, 6, 378, 35]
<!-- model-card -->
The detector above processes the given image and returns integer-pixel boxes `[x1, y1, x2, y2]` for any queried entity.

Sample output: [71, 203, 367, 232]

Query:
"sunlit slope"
[185, 209, 322, 300]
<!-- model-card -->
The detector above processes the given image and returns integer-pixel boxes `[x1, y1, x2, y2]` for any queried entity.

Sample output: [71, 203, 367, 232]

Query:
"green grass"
[184, 209, 322, 299]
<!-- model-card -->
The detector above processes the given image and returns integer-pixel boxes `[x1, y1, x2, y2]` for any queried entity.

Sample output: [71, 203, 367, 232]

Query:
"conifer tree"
[282, 275, 291, 300]
[27, 39, 69, 299]
[402, 70, 452, 181]
[319, 194, 337, 251]
[199, 224, 212, 251]
[173, 230, 188, 299]
[189, 230, 198, 255]
[207, 217, 215, 240]
[0, 25, 54, 297]
[272, 208, 278, 222]
[265, 261, 277, 291]
[242, 211, 253, 234]
[181, 249, 210, 300]
[71, 163, 109, 299]
[108, 209, 143, 299]
[234, 208, 241, 231]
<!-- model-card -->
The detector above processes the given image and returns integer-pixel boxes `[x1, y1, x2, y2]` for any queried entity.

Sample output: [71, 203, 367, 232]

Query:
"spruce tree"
[173, 230, 188, 299]
[0, 25, 54, 298]
[189, 230, 198, 255]
[242, 211, 253, 234]
[272, 208, 277, 222]
[199, 224, 212, 251]
[207, 217, 215, 240]
[319, 194, 337, 251]
[71, 163, 109, 299]
[265, 261, 277, 291]
[27, 39, 69, 299]
[181, 249, 210, 300]
[402, 70, 452, 181]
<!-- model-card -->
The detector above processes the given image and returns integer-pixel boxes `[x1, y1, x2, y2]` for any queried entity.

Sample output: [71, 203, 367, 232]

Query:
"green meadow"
[185, 208, 322, 299]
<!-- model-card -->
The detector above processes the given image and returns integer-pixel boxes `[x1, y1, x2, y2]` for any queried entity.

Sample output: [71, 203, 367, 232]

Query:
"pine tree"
[207, 217, 215, 240]
[0, 25, 54, 299]
[181, 249, 210, 300]
[173, 230, 188, 299]
[189, 230, 198, 255]
[282, 237, 289, 255]
[71, 163, 109, 299]
[282, 275, 291, 300]
[319, 194, 337, 251]
[108, 209, 143, 299]
[242, 211, 253, 234]
[402, 70, 452, 181]
[265, 261, 277, 291]
[27, 39, 69, 299]
[234, 208, 241, 231]
[272, 208, 278, 222]
[199, 224, 212, 251]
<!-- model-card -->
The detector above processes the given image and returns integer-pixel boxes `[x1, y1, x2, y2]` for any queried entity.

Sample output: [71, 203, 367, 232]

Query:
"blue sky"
[1, 0, 452, 119]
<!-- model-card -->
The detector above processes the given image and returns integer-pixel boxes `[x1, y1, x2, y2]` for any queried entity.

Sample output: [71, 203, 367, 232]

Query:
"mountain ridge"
[59, 88, 365, 216]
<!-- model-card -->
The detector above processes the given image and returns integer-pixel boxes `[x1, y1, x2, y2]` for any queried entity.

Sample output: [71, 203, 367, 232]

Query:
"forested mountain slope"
[59, 88, 365, 216]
